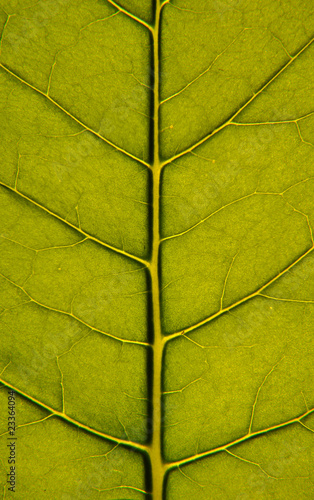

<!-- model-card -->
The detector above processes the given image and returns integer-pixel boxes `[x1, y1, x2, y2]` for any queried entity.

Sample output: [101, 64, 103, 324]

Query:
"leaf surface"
[0, 0, 314, 498]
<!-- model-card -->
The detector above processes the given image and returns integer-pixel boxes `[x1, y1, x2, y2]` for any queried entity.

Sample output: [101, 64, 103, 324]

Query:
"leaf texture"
[0, 0, 314, 498]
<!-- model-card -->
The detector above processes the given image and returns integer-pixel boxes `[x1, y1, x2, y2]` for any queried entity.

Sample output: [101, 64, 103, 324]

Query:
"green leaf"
[0, 0, 313, 498]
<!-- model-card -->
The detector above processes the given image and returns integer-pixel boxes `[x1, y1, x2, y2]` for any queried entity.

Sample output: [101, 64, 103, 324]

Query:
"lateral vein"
[0, 63, 151, 169]
[0, 378, 148, 452]
[0, 272, 150, 347]
[166, 245, 314, 341]
[106, 0, 153, 31]
[162, 35, 314, 167]
[165, 406, 314, 470]
[0, 182, 149, 267]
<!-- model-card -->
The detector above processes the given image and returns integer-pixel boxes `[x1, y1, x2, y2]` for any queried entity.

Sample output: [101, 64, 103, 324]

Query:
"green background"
[0, 0, 314, 498]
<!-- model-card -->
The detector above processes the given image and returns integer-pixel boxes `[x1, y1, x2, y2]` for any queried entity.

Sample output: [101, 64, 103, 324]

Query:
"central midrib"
[149, 0, 166, 498]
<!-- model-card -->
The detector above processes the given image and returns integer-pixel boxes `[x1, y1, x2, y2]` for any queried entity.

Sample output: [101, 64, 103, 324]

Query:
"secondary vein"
[106, 0, 153, 32]
[0, 377, 148, 453]
[164, 406, 314, 470]
[0, 182, 149, 267]
[166, 244, 314, 341]
[161, 35, 314, 167]
[0, 63, 151, 169]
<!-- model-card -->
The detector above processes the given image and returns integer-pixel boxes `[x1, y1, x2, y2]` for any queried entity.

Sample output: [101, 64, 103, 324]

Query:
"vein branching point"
[0, 1, 314, 498]
[149, 1, 167, 497]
